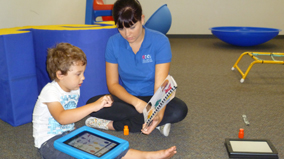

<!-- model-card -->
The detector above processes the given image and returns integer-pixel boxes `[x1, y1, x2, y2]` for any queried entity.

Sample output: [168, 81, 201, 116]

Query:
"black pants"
[87, 95, 188, 132]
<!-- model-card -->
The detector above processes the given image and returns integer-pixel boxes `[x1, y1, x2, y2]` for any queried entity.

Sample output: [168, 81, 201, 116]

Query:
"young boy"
[32, 43, 176, 159]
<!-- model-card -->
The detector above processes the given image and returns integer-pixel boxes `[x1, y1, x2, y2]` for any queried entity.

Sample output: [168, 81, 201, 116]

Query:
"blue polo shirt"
[105, 27, 172, 96]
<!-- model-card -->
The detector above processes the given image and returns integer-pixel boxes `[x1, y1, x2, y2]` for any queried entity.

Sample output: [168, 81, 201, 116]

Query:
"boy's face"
[57, 62, 86, 92]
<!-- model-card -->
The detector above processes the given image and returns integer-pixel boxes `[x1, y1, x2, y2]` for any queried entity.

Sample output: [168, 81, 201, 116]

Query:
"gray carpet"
[1, 36, 284, 159]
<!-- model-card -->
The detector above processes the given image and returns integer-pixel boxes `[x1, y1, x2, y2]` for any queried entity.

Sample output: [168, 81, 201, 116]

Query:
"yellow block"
[0, 21, 116, 35]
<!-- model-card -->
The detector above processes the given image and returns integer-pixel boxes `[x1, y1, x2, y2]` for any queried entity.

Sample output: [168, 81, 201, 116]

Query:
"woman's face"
[118, 16, 145, 44]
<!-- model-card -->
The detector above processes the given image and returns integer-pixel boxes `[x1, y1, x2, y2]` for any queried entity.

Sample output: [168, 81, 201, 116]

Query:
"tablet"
[225, 138, 278, 159]
[54, 126, 129, 159]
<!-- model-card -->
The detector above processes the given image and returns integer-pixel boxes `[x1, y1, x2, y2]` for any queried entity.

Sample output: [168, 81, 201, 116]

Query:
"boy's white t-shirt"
[32, 80, 80, 148]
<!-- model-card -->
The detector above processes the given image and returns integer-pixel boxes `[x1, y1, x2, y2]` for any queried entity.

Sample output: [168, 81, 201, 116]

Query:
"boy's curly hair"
[46, 43, 87, 80]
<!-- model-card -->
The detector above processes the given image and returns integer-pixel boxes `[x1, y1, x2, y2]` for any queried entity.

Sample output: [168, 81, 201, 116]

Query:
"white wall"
[1, 0, 283, 35]
[0, 0, 86, 28]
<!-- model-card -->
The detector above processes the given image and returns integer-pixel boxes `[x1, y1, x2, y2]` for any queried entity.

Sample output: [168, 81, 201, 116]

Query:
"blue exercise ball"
[209, 26, 281, 47]
[145, 4, 172, 34]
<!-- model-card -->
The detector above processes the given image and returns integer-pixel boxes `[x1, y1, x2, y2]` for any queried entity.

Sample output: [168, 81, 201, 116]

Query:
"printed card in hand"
[143, 75, 177, 130]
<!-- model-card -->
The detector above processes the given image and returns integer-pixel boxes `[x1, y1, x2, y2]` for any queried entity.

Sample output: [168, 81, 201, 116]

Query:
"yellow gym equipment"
[232, 52, 284, 83]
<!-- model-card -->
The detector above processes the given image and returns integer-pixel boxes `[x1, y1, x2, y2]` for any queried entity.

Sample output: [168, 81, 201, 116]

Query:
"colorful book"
[143, 75, 177, 129]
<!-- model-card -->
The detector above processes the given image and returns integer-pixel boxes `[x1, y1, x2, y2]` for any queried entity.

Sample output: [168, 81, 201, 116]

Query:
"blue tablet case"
[54, 126, 129, 159]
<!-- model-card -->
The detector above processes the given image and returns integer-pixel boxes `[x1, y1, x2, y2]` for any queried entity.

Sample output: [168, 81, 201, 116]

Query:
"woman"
[86, 0, 188, 136]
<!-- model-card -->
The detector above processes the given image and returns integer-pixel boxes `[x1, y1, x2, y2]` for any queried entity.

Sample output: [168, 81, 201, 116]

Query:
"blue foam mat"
[0, 25, 118, 126]
[0, 32, 38, 126]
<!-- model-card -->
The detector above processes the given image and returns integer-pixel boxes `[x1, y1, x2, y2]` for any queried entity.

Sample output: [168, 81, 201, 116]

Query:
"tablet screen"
[230, 140, 273, 153]
[64, 131, 119, 157]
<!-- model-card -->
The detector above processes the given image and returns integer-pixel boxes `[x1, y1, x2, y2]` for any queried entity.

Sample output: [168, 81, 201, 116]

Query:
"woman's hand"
[141, 114, 162, 135]
[134, 99, 147, 113]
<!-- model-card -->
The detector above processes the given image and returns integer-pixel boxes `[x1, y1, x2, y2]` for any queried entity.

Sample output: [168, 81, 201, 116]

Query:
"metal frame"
[232, 52, 284, 83]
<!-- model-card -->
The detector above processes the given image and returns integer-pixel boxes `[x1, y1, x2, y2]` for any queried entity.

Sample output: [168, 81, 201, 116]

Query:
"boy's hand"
[96, 95, 113, 110]
[102, 94, 113, 107]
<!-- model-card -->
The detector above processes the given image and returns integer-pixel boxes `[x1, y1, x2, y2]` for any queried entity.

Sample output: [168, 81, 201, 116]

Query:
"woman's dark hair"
[112, 0, 142, 29]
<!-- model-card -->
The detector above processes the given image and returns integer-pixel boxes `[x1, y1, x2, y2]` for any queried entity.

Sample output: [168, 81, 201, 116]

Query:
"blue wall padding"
[0, 24, 118, 126]
[31, 28, 118, 107]
[0, 32, 38, 126]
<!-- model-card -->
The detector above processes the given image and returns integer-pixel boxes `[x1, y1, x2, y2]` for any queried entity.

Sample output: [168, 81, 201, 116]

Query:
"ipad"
[225, 138, 278, 159]
[54, 126, 129, 159]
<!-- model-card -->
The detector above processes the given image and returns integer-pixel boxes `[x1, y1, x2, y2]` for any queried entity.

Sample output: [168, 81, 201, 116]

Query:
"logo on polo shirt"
[142, 54, 153, 63]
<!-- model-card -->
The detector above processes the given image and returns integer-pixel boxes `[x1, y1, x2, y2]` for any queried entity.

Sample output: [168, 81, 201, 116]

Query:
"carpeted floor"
[1, 36, 284, 159]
